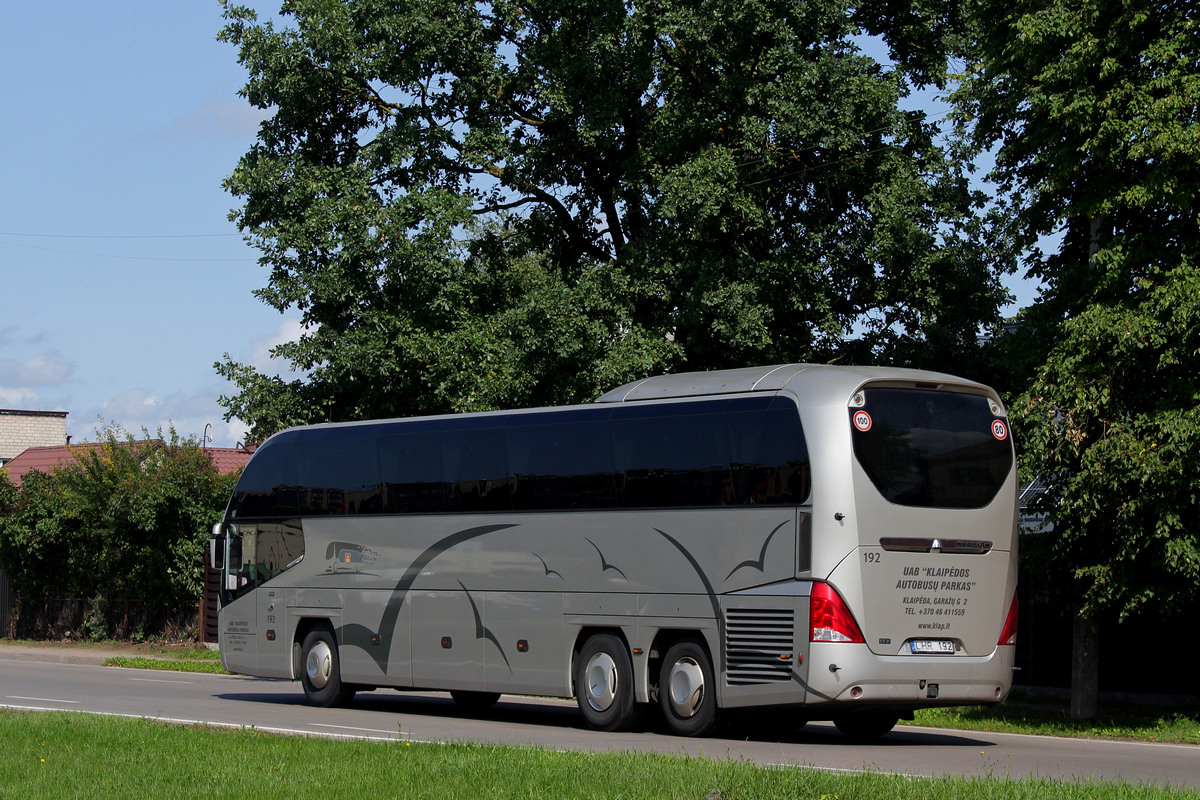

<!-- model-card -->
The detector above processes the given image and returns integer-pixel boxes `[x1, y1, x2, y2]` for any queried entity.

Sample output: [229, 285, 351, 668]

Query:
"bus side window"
[379, 430, 447, 514]
[443, 427, 511, 512]
[614, 411, 730, 507]
[509, 420, 618, 510]
[726, 407, 811, 505]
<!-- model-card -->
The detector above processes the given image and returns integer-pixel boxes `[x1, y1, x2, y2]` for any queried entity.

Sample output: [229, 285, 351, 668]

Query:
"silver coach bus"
[210, 364, 1018, 738]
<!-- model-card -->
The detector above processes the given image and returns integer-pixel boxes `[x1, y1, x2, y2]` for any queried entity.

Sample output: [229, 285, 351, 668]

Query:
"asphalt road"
[1, 655, 1195, 791]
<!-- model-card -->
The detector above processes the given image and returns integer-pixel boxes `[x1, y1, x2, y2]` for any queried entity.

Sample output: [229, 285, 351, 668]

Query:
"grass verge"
[102, 657, 228, 674]
[3, 709, 1196, 800]
[907, 691, 1200, 745]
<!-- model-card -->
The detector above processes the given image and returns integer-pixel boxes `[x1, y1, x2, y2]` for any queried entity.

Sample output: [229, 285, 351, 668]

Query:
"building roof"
[1, 444, 82, 487]
[0, 409, 69, 418]
[205, 447, 253, 476]
[2, 443, 251, 488]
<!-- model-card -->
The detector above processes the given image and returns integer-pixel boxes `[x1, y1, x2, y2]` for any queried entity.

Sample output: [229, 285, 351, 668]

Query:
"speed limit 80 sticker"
[992, 420, 1008, 440]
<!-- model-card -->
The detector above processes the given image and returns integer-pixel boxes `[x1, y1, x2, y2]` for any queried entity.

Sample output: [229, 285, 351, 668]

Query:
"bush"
[0, 425, 238, 639]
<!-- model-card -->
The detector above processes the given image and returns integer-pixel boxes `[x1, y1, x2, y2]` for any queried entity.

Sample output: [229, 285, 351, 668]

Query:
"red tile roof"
[205, 447, 253, 476]
[1, 444, 82, 487]
[2, 443, 251, 488]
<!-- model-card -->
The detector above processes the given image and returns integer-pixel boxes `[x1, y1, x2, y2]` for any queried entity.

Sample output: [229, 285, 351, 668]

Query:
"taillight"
[810, 583, 865, 643]
[998, 591, 1018, 645]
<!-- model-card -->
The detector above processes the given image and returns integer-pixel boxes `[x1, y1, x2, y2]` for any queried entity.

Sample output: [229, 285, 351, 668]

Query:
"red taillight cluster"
[809, 582, 865, 643]
[998, 591, 1018, 646]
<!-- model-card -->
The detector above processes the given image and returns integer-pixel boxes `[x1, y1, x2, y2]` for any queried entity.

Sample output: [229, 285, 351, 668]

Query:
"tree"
[955, 0, 1200, 716]
[0, 427, 238, 639]
[216, 0, 1013, 442]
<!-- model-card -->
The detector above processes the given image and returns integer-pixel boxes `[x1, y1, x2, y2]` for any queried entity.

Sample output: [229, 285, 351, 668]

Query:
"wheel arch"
[292, 615, 337, 681]
[647, 628, 719, 704]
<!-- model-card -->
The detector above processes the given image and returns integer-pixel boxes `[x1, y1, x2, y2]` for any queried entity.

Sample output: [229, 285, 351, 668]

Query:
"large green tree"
[955, 0, 1200, 715]
[217, 0, 1013, 441]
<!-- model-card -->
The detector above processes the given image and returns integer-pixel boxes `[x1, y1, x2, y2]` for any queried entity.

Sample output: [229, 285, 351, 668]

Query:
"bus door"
[214, 522, 303, 678]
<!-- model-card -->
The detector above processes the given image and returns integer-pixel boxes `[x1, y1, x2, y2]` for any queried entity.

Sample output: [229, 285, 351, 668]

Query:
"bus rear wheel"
[658, 637, 720, 737]
[300, 627, 356, 708]
[575, 634, 642, 732]
[832, 712, 899, 741]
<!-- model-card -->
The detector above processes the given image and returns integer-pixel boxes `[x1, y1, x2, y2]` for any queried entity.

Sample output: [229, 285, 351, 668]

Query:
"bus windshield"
[850, 388, 1013, 509]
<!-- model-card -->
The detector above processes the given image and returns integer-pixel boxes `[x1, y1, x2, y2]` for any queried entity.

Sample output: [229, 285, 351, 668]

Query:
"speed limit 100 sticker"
[853, 410, 872, 432]
[992, 420, 1008, 440]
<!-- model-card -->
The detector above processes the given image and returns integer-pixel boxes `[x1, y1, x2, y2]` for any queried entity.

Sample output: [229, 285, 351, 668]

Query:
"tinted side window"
[726, 404, 811, 504]
[614, 409, 731, 507]
[230, 435, 299, 518]
[295, 433, 383, 515]
[509, 419, 618, 510]
[379, 430, 448, 514]
[443, 426, 511, 512]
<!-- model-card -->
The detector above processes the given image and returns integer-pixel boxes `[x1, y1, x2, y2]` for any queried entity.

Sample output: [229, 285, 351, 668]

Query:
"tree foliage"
[955, 0, 1200, 619]
[0, 427, 238, 637]
[216, 0, 1013, 441]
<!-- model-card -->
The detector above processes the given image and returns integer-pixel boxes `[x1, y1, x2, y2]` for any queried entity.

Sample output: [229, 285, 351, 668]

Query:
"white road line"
[0, 704, 406, 743]
[7, 696, 80, 704]
[128, 677, 194, 685]
[310, 723, 405, 737]
[766, 761, 930, 780]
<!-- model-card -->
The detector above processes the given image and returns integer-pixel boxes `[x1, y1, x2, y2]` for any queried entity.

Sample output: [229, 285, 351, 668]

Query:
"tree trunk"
[1070, 610, 1100, 719]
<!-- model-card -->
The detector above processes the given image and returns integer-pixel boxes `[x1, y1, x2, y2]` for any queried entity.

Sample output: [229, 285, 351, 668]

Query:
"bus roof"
[596, 363, 987, 403]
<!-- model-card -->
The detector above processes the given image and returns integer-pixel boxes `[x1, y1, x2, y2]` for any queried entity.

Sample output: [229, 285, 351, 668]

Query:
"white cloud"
[67, 387, 241, 447]
[0, 386, 39, 405]
[0, 349, 74, 387]
[248, 318, 309, 377]
[159, 100, 273, 139]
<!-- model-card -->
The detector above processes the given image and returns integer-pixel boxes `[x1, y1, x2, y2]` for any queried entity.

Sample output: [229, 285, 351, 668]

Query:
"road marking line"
[310, 723, 404, 737]
[129, 677, 193, 685]
[7, 696, 80, 704]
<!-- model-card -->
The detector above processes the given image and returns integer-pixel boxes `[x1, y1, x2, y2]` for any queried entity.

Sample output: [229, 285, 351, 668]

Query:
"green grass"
[102, 657, 228, 674]
[1, 710, 1195, 800]
[907, 692, 1200, 745]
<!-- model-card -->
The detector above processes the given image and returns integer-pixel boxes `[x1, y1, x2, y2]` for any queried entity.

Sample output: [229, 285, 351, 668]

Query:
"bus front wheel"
[300, 627, 356, 708]
[575, 634, 642, 732]
[659, 637, 720, 737]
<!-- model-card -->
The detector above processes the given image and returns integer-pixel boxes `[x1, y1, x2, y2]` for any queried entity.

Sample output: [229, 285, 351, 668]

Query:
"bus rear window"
[850, 388, 1013, 509]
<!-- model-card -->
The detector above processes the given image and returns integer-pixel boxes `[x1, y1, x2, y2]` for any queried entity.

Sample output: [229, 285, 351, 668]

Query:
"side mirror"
[209, 523, 225, 570]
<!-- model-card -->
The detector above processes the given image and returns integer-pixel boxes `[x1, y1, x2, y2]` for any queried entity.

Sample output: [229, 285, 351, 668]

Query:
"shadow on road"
[214, 685, 996, 747]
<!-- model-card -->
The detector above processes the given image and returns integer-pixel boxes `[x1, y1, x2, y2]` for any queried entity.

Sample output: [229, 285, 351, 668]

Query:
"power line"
[0, 237, 255, 263]
[0, 231, 241, 240]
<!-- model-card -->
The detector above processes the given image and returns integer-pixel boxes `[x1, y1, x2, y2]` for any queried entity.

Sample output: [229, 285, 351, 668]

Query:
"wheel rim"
[306, 640, 333, 689]
[584, 652, 618, 712]
[668, 657, 705, 718]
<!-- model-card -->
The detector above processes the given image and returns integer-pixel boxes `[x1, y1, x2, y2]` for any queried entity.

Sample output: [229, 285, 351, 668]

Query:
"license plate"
[910, 639, 955, 654]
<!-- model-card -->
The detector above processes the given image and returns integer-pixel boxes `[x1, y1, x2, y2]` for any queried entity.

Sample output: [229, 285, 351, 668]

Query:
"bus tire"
[575, 634, 642, 732]
[832, 712, 899, 741]
[450, 690, 501, 711]
[300, 627, 356, 708]
[659, 637, 720, 737]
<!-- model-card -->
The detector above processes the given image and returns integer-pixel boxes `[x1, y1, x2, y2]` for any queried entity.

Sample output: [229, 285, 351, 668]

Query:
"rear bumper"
[803, 641, 1016, 708]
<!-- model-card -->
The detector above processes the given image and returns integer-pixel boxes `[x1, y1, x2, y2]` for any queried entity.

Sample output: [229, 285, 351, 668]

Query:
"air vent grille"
[725, 608, 795, 684]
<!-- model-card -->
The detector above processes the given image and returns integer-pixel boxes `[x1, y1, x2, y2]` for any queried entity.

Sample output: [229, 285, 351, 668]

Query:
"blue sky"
[1, 2, 285, 447]
[1, 4, 1036, 449]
